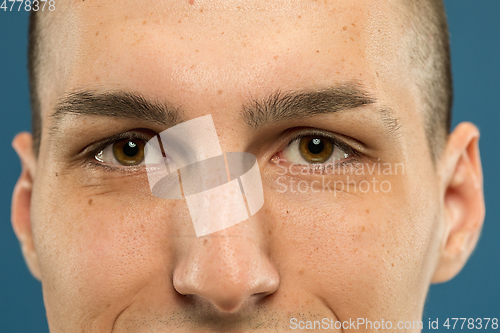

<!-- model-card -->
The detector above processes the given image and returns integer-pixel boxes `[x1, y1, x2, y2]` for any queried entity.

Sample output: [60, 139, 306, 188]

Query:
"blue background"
[0, 1, 498, 332]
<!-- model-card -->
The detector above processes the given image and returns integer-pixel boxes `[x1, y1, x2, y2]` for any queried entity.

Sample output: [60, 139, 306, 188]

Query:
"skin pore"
[12, 0, 484, 332]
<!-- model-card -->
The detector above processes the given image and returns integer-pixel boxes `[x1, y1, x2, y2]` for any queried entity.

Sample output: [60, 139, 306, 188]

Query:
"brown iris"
[112, 138, 145, 166]
[299, 136, 334, 163]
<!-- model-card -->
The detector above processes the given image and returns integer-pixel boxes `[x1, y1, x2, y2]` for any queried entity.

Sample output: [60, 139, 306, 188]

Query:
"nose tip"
[172, 231, 279, 313]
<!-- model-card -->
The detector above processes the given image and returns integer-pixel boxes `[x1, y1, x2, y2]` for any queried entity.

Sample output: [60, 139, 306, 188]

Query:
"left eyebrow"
[49, 90, 181, 136]
[242, 83, 400, 133]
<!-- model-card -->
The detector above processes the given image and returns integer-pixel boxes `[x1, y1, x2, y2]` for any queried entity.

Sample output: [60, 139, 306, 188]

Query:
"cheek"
[266, 181, 435, 319]
[73, 199, 165, 284]
[32, 175, 184, 319]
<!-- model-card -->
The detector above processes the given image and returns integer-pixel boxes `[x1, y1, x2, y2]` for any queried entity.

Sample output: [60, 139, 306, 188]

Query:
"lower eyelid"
[88, 158, 147, 173]
[272, 157, 360, 177]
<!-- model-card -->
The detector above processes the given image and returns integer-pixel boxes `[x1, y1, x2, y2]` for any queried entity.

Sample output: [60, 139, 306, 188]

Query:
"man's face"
[31, 0, 445, 331]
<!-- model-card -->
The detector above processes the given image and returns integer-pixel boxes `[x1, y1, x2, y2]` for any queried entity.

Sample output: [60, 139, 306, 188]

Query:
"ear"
[432, 122, 485, 283]
[11, 132, 41, 280]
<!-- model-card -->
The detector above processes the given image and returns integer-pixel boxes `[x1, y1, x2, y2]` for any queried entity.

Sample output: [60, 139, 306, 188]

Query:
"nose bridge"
[173, 223, 279, 313]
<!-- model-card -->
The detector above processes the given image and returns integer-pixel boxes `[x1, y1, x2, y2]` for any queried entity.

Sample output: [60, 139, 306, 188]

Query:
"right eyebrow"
[242, 83, 376, 128]
[241, 83, 401, 135]
[50, 90, 181, 135]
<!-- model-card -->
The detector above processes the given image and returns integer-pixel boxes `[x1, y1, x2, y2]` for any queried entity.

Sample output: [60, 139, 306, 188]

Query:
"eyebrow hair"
[50, 90, 181, 135]
[242, 83, 383, 128]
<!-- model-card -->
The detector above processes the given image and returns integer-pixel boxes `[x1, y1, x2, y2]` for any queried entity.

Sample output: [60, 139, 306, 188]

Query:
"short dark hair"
[27, 0, 452, 159]
[398, 0, 453, 160]
[28, 11, 42, 156]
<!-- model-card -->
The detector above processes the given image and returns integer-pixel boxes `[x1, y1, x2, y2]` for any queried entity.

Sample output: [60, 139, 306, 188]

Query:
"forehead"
[54, 0, 408, 104]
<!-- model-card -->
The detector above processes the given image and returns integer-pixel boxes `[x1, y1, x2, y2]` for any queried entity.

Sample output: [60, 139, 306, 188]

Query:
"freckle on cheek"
[88, 199, 93, 205]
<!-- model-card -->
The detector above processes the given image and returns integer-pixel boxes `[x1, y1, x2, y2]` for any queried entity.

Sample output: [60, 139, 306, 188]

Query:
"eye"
[96, 137, 147, 167]
[280, 133, 355, 165]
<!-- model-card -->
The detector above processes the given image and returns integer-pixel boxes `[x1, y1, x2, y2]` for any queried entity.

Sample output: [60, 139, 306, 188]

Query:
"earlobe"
[432, 122, 485, 283]
[11, 132, 42, 280]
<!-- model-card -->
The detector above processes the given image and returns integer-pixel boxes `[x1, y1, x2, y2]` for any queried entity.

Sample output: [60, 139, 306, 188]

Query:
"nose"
[173, 223, 280, 313]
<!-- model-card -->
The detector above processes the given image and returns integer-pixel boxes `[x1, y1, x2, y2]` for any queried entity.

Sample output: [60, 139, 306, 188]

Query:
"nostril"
[173, 267, 279, 314]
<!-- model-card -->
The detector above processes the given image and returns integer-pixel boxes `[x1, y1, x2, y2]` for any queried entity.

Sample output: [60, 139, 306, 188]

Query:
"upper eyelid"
[90, 130, 155, 156]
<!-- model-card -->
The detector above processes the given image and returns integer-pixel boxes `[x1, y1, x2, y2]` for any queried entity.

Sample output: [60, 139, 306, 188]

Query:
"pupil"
[123, 141, 138, 157]
[308, 138, 324, 155]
